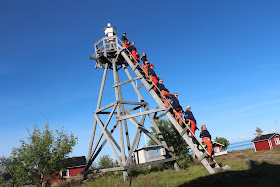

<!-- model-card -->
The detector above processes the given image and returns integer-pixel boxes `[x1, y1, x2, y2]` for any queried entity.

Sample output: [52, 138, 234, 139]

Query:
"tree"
[254, 127, 263, 135]
[10, 122, 78, 186]
[148, 119, 189, 156]
[0, 156, 18, 186]
[0, 156, 7, 173]
[214, 137, 230, 150]
[148, 119, 192, 168]
[98, 154, 114, 169]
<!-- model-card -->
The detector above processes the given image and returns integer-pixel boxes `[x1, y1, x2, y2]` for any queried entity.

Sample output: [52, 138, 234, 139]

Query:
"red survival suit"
[184, 108, 197, 137]
[148, 64, 158, 91]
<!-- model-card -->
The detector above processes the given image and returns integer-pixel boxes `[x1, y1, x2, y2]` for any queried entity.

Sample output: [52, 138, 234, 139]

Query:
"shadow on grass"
[178, 163, 280, 187]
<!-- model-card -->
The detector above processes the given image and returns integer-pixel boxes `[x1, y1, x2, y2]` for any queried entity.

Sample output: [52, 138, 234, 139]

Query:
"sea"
[226, 140, 254, 151]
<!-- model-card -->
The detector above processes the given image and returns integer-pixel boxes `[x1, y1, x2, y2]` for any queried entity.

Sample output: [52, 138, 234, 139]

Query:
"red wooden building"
[43, 156, 86, 184]
[251, 133, 280, 152]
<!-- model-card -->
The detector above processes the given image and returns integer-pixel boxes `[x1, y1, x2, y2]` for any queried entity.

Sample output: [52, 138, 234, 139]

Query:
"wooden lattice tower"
[84, 24, 222, 181]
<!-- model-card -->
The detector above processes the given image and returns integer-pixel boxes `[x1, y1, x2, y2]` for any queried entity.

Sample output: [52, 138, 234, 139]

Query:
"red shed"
[251, 133, 280, 152]
[212, 142, 224, 153]
[212, 142, 228, 156]
[43, 156, 86, 184]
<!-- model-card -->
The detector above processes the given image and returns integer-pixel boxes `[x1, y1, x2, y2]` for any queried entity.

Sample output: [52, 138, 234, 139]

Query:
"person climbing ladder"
[148, 64, 159, 91]
[142, 61, 150, 78]
[200, 125, 215, 165]
[158, 79, 172, 107]
[171, 93, 183, 127]
[184, 105, 197, 137]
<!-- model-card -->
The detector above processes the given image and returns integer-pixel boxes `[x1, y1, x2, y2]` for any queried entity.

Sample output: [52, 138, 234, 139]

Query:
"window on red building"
[275, 138, 280, 145]
[61, 170, 69, 178]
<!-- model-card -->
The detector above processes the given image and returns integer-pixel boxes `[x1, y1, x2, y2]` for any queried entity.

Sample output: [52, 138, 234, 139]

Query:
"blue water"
[226, 140, 254, 151]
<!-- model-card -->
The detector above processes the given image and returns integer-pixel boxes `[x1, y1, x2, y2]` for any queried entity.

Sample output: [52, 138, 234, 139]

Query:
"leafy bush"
[177, 154, 193, 169]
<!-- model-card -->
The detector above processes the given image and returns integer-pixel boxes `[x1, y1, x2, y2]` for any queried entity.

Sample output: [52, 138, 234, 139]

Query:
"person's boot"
[208, 157, 215, 165]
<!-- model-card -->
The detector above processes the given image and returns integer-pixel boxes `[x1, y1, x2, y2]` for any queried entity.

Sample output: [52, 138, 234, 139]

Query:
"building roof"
[67, 156, 86, 169]
[251, 133, 279, 142]
[212, 142, 224, 147]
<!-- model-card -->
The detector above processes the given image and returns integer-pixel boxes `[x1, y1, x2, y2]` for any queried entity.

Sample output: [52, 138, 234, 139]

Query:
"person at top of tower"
[140, 52, 147, 63]
[184, 105, 197, 137]
[200, 125, 214, 164]
[121, 32, 130, 49]
[148, 64, 159, 91]
[158, 79, 172, 107]
[121, 32, 128, 42]
[171, 93, 183, 127]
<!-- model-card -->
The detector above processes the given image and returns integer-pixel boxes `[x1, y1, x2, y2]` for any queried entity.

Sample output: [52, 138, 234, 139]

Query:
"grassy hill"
[55, 148, 280, 187]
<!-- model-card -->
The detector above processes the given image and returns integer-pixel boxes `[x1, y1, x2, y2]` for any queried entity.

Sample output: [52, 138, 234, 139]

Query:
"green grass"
[63, 148, 280, 187]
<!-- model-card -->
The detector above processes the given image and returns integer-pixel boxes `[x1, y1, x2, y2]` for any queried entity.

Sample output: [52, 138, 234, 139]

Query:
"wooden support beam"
[95, 102, 117, 114]
[137, 83, 144, 89]
[155, 106, 172, 119]
[128, 105, 145, 113]
[89, 105, 117, 159]
[120, 106, 141, 126]
[125, 105, 148, 165]
[97, 157, 178, 173]
[87, 63, 108, 161]
[125, 128, 141, 166]
[122, 64, 145, 101]
[112, 60, 128, 181]
[112, 76, 141, 88]
[117, 107, 165, 121]
[94, 113, 122, 165]
[116, 70, 131, 154]
[119, 101, 148, 105]
[141, 128, 163, 146]
[86, 122, 119, 171]
[124, 157, 178, 170]
[98, 112, 118, 114]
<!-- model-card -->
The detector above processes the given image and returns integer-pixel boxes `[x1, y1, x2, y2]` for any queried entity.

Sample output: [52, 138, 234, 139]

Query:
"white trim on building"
[268, 140, 273, 150]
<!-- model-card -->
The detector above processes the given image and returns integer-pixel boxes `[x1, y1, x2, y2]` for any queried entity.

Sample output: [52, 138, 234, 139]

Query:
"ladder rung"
[198, 151, 208, 162]
[133, 64, 140, 71]
[148, 85, 154, 91]
[180, 127, 189, 136]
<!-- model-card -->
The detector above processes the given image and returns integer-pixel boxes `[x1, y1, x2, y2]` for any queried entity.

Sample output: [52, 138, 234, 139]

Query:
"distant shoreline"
[227, 140, 253, 151]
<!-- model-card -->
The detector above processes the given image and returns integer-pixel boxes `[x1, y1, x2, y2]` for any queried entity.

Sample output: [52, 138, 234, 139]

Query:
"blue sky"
[1, 0, 280, 160]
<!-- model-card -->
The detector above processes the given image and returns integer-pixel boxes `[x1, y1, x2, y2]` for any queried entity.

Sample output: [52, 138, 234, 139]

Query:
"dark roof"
[212, 142, 224, 147]
[251, 133, 279, 142]
[67, 156, 86, 169]
[0, 173, 12, 181]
